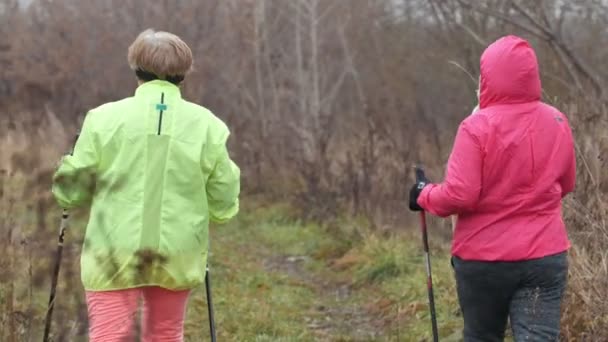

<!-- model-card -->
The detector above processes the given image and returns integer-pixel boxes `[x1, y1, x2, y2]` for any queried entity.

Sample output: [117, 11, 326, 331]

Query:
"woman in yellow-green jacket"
[52, 29, 240, 341]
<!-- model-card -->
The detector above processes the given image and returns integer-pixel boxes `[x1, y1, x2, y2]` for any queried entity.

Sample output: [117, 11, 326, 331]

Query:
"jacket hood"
[479, 35, 541, 108]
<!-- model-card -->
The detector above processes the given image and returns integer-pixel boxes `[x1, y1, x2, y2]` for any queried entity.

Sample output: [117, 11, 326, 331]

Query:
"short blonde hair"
[127, 29, 192, 80]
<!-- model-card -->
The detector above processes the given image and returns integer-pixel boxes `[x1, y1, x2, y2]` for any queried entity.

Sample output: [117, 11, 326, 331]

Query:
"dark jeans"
[452, 252, 568, 342]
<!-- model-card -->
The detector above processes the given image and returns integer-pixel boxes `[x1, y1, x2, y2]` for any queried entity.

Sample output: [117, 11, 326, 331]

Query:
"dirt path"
[264, 254, 383, 341]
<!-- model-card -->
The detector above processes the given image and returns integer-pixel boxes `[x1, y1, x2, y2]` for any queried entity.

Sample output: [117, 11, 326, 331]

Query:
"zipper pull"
[156, 92, 166, 135]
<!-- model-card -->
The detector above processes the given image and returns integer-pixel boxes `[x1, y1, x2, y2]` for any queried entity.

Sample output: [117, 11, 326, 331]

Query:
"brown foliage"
[0, 0, 606, 339]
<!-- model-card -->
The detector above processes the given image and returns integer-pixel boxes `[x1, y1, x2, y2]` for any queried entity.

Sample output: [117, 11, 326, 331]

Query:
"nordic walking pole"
[43, 134, 78, 342]
[414, 166, 439, 342]
[205, 264, 217, 342]
[43, 210, 69, 342]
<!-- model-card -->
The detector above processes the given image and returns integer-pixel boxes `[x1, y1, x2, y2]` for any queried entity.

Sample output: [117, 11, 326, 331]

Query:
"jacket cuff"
[209, 199, 240, 224]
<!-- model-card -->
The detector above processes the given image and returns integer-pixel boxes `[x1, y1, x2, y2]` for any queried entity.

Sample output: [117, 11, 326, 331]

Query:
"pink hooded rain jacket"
[418, 35, 576, 261]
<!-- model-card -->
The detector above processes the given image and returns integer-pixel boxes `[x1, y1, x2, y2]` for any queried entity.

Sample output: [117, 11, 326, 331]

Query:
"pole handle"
[414, 165, 426, 184]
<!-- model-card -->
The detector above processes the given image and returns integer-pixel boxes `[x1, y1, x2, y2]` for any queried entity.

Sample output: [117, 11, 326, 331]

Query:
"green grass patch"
[185, 203, 464, 341]
[184, 204, 339, 341]
[347, 232, 463, 341]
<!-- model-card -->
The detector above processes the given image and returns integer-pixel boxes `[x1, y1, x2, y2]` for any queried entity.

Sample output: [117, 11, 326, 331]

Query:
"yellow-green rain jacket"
[52, 80, 240, 291]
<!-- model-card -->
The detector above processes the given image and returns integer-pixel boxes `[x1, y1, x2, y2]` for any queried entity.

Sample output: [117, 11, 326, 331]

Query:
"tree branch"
[457, 0, 547, 40]
[458, 0, 604, 97]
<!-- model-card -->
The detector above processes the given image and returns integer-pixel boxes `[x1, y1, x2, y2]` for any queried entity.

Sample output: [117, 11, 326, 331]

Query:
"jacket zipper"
[157, 92, 165, 135]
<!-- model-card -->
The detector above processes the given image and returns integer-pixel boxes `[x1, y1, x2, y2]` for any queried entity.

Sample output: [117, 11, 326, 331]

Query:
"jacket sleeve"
[52, 112, 99, 209]
[559, 119, 576, 197]
[417, 121, 483, 217]
[206, 128, 240, 223]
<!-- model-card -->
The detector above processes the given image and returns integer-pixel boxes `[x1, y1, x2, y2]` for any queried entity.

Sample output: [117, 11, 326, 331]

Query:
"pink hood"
[418, 36, 575, 261]
[479, 35, 542, 108]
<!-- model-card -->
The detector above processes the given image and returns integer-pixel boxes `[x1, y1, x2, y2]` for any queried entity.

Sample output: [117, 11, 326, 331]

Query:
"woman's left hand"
[409, 172, 430, 211]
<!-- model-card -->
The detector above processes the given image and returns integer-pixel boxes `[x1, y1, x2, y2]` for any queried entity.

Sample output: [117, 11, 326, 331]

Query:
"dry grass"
[555, 98, 608, 340]
[0, 109, 83, 341]
[561, 193, 608, 339]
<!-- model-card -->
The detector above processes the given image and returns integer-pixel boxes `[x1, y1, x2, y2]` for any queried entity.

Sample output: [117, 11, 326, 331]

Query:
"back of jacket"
[53, 80, 240, 290]
[418, 36, 575, 261]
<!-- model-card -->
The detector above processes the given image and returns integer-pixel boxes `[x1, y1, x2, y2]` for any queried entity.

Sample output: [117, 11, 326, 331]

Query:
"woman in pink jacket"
[409, 35, 575, 341]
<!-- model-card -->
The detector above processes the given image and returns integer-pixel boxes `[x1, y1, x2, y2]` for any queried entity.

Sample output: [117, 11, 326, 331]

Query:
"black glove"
[409, 168, 430, 211]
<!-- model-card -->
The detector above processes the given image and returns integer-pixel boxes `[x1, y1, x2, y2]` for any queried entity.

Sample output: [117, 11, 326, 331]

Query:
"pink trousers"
[86, 287, 190, 342]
